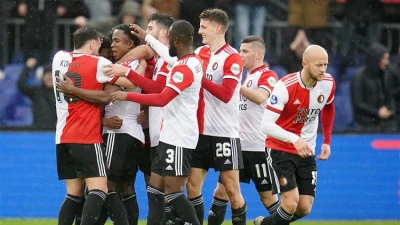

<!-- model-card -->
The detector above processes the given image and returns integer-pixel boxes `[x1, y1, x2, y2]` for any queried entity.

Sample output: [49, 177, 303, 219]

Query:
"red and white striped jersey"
[149, 57, 170, 147]
[52, 51, 117, 144]
[195, 44, 243, 138]
[159, 54, 203, 149]
[240, 65, 278, 151]
[103, 60, 145, 143]
[265, 72, 336, 154]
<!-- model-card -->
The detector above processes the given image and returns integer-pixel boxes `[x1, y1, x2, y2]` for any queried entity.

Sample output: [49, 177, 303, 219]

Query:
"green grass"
[0, 220, 399, 225]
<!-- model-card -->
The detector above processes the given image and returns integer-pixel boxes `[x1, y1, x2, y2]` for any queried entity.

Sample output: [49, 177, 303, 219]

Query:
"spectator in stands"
[142, 0, 180, 27]
[233, 0, 267, 50]
[17, 58, 56, 130]
[287, 0, 329, 48]
[351, 43, 397, 133]
[386, 47, 400, 129]
[276, 29, 310, 73]
[75, 0, 141, 36]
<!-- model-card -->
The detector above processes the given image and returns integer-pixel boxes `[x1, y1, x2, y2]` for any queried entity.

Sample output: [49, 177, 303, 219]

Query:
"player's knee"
[295, 203, 313, 217]
[259, 194, 278, 207]
[186, 178, 201, 197]
[120, 182, 135, 196]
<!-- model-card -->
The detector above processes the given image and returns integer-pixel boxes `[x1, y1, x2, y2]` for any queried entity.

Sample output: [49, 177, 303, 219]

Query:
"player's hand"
[102, 116, 123, 129]
[129, 24, 147, 40]
[293, 138, 313, 158]
[111, 91, 128, 102]
[378, 106, 392, 119]
[137, 110, 147, 125]
[103, 64, 130, 77]
[26, 58, 37, 69]
[56, 74, 75, 94]
[317, 144, 331, 161]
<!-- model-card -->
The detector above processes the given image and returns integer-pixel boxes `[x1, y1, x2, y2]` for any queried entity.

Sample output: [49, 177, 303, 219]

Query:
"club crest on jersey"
[230, 63, 240, 75]
[212, 62, 218, 70]
[317, 93, 325, 103]
[268, 77, 277, 87]
[280, 176, 288, 186]
[270, 95, 278, 105]
[172, 72, 184, 83]
[246, 80, 252, 87]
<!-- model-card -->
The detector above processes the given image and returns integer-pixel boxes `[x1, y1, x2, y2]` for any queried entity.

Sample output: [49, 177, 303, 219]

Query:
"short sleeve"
[258, 70, 278, 94]
[326, 79, 336, 104]
[158, 61, 170, 77]
[265, 80, 288, 114]
[96, 57, 114, 83]
[223, 53, 243, 82]
[166, 65, 194, 94]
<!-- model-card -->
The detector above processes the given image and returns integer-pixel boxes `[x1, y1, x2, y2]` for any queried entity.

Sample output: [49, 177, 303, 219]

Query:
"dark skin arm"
[56, 74, 121, 105]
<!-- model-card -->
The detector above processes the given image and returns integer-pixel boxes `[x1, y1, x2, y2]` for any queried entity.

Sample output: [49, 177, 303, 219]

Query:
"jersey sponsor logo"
[267, 77, 277, 87]
[317, 93, 325, 103]
[270, 95, 278, 105]
[246, 80, 252, 87]
[172, 72, 184, 83]
[212, 62, 218, 70]
[230, 63, 240, 75]
[293, 107, 321, 123]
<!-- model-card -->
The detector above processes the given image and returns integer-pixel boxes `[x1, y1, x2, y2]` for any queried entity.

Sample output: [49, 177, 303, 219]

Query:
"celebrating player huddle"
[52, 8, 335, 225]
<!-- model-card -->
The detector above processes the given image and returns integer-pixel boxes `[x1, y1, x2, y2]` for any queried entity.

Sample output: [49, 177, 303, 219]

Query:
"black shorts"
[239, 151, 272, 192]
[191, 135, 244, 171]
[103, 133, 151, 183]
[151, 141, 192, 177]
[267, 148, 317, 197]
[57, 143, 107, 180]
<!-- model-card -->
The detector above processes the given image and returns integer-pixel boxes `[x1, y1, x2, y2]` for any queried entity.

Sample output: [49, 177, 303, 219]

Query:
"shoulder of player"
[261, 69, 278, 80]
[322, 73, 335, 82]
[195, 45, 209, 54]
[281, 73, 298, 87]
[222, 45, 239, 55]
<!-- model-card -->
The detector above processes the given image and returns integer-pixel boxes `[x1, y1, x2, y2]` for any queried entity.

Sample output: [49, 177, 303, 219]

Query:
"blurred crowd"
[0, 0, 399, 132]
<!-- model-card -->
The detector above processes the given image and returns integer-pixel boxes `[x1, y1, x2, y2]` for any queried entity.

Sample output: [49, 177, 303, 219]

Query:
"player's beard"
[169, 44, 178, 57]
[309, 70, 324, 82]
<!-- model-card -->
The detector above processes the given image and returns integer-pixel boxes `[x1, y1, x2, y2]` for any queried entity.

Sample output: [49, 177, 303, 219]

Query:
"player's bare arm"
[116, 45, 154, 64]
[56, 74, 121, 105]
[240, 87, 270, 105]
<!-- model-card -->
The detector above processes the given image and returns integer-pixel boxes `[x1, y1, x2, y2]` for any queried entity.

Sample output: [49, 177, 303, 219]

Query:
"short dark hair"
[73, 26, 101, 49]
[241, 36, 266, 53]
[170, 20, 194, 44]
[199, 8, 229, 31]
[100, 37, 111, 51]
[110, 24, 141, 47]
[149, 13, 174, 30]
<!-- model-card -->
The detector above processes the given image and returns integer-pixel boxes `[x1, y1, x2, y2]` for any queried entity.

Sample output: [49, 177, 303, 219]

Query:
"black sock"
[146, 186, 165, 225]
[80, 189, 107, 225]
[261, 206, 293, 225]
[266, 199, 281, 215]
[104, 191, 128, 225]
[165, 203, 177, 225]
[122, 194, 139, 225]
[166, 192, 200, 225]
[207, 197, 228, 225]
[231, 202, 247, 225]
[58, 194, 84, 225]
[189, 195, 204, 225]
[94, 206, 108, 225]
[290, 213, 303, 222]
[75, 197, 85, 225]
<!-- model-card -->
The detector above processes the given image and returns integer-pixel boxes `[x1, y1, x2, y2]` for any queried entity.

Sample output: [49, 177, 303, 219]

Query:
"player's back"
[195, 44, 242, 138]
[159, 55, 203, 149]
[266, 72, 335, 154]
[52, 52, 113, 144]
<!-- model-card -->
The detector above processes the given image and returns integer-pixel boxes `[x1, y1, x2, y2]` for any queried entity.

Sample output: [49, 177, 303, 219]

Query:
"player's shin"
[122, 194, 139, 225]
[103, 191, 129, 225]
[146, 185, 165, 225]
[80, 189, 107, 225]
[58, 194, 84, 225]
[189, 194, 204, 224]
[207, 196, 228, 225]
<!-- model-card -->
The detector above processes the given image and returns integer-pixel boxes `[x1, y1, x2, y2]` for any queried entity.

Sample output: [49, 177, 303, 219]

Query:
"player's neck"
[300, 69, 317, 88]
[177, 47, 194, 59]
[209, 37, 227, 53]
[247, 62, 265, 73]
